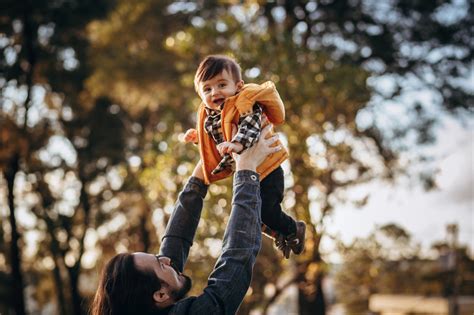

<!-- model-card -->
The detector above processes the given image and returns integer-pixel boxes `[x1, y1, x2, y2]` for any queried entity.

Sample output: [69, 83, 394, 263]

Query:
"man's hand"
[184, 128, 198, 143]
[234, 125, 281, 172]
[217, 141, 244, 156]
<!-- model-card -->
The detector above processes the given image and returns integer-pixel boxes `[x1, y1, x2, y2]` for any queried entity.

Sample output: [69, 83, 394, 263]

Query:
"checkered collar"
[204, 103, 224, 116]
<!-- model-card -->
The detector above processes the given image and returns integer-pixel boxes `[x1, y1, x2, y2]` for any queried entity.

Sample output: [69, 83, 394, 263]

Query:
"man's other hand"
[234, 125, 281, 172]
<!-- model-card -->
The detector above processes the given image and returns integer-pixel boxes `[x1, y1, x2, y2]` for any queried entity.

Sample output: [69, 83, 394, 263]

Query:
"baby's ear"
[236, 80, 244, 91]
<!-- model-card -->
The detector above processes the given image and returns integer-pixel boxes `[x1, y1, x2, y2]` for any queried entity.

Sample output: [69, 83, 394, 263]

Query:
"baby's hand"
[217, 141, 243, 156]
[184, 128, 198, 143]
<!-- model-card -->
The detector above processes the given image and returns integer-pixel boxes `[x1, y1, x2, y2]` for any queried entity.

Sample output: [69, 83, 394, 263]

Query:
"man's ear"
[153, 288, 171, 305]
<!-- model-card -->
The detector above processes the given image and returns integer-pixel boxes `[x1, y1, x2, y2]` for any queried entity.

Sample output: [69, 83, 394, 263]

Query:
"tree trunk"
[139, 214, 150, 252]
[67, 173, 92, 315]
[52, 257, 68, 315]
[46, 222, 69, 315]
[5, 154, 26, 315]
[68, 266, 83, 315]
[298, 271, 326, 315]
[4, 1, 39, 313]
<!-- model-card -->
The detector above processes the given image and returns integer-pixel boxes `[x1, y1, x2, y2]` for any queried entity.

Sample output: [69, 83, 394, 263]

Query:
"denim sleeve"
[174, 170, 262, 315]
[158, 176, 208, 272]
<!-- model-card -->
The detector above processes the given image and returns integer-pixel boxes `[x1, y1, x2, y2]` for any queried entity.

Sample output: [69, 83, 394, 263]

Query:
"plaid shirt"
[204, 103, 263, 175]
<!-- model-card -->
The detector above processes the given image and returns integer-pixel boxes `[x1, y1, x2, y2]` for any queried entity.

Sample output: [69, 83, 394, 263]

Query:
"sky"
[321, 114, 473, 260]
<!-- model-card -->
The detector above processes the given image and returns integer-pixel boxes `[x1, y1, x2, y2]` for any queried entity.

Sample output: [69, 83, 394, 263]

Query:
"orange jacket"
[195, 81, 289, 184]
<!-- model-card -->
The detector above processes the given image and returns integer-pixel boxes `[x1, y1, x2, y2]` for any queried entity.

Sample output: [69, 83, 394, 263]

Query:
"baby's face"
[198, 69, 243, 110]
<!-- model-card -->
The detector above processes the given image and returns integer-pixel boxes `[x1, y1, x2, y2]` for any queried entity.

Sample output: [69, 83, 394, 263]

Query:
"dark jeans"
[260, 166, 297, 236]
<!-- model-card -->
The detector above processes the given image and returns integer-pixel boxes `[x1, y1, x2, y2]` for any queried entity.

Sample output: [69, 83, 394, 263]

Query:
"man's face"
[198, 69, 243, 110]
[133, 253, 192, 302]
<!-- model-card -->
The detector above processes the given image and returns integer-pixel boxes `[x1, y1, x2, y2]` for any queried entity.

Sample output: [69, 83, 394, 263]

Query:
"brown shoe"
[286, 221, 306, 255]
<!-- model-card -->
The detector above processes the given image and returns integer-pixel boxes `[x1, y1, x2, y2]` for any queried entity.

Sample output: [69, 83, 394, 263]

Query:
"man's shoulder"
[165, 296, 197, 315]
[166, 294, 224, 315]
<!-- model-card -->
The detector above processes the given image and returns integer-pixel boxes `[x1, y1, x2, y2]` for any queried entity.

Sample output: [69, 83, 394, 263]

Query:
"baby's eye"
[218, 83, 226, 88]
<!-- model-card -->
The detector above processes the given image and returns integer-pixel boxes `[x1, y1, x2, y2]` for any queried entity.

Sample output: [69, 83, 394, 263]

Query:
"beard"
[170, 274, 192, 301]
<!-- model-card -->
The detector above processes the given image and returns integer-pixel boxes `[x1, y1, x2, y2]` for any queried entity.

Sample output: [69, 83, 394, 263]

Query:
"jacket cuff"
[187, 176, 208, 198]
[234, 170, 260, 186]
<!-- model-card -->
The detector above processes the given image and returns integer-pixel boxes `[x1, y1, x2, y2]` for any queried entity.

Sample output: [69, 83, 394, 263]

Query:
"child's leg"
[260, 166, 297, 236]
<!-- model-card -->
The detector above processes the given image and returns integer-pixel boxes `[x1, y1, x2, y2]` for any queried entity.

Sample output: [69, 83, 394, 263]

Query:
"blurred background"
[0, 1, 473, 314]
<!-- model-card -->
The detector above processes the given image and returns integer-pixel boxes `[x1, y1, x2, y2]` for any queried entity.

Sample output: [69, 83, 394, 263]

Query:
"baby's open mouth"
[213, 98, 225, 105]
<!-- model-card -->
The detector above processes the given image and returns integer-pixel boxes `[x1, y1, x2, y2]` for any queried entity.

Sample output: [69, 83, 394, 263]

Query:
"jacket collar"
[204, 103, 224, 116]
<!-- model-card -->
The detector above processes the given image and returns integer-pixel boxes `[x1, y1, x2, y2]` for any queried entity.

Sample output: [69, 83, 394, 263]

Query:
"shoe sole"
[291, 221, 306, 254]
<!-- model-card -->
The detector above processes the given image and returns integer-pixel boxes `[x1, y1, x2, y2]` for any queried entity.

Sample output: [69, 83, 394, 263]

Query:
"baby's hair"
[194, 55, 242, 92]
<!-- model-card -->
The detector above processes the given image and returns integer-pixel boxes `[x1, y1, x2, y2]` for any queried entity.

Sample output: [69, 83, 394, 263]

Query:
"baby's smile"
[212, 97, 226, 107]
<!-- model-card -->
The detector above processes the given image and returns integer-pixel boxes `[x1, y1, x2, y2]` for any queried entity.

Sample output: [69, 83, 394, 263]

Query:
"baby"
[184, 55, 306, 258]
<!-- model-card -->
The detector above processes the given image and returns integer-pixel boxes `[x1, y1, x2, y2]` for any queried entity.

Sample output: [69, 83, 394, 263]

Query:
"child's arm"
[217, 141, 243, 156]
[216, 103, 263, 156]
[233, 103, 263, 148]
[227, 103, 264, 152]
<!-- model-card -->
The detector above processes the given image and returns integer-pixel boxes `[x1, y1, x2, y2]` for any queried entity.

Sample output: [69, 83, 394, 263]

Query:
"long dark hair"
[90, 253, 162, 315]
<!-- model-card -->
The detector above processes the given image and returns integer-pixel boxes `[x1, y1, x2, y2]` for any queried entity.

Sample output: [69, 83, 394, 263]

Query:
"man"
[91, 125, 281, 314]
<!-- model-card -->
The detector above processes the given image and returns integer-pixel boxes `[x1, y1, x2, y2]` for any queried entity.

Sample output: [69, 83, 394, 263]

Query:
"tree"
[0, 219, 12, 314]
[86, 3, 372, 313]
[1, 1, 114, 314]
[334, 223, 474, 314]
[181, 2, 472, 313]
[334, 224, 421, 313]
[1, 0, 471, 314]
[84, 1, 472, 314]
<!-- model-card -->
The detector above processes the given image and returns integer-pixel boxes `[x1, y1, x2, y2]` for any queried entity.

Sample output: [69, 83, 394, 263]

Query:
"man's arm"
[173, 125, 281, 315]
[174, 170, 261, 315]
[158, 163, 208, 272]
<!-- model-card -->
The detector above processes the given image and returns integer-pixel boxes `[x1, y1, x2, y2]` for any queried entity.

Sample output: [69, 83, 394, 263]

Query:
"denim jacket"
[159, 170, 262, 315]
